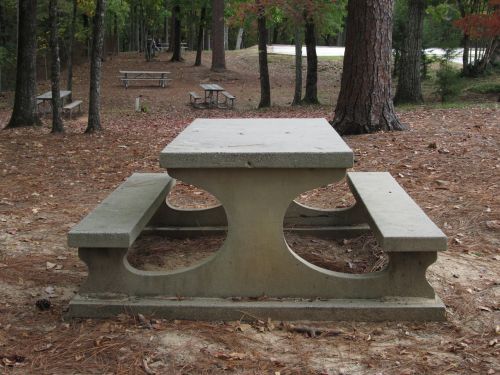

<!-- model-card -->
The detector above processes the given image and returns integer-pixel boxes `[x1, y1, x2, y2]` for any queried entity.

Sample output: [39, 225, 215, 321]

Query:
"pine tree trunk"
[292, 28, 302, 106]
[195, 7, 206, 66]
[462, 34, 470, 75]
[235, 27, 243, 50]
[164, 0, 168, 46]
[394, 0, 424, 104]
[6, 0, 40, 128]
[332, 0, 405, 135]
[257, 2, 270, 108]
[211, 0, 225, 71]
[303, 17, 319, 104]
[85, 0, 106, 133]
[66, 0, 77, 100]
[49, 0, 63, 133]
[171, 5, 182, 61]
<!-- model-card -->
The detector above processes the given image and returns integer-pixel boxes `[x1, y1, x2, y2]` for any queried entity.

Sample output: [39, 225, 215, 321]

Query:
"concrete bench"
[63, 100, 82, 119]
[347, 172, 447, 253]
[221, 91, 236, 109]
[189, 91, 203, 107]
[69, 173, 174, 249]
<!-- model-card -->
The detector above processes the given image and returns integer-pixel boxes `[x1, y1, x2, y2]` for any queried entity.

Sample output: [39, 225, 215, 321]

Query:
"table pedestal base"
[68, 295, 445, 321]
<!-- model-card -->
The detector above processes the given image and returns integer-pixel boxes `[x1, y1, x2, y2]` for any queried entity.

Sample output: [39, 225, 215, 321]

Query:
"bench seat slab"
[347, 172, 447, 252]
[68, 173, 174, 248]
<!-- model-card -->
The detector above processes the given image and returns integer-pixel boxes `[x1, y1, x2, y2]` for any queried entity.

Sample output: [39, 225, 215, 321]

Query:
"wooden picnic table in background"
[119, 70, 171, 88]
[200, 83, 224, 108]
[36, 90, 72, 113]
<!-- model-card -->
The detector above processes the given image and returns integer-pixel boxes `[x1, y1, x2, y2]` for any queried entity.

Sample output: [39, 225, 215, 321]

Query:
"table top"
[119, 70, 170, 74]
[37, 90, 71, 100]
[160, 118, 353, 169]
[200, 83, 224, 91]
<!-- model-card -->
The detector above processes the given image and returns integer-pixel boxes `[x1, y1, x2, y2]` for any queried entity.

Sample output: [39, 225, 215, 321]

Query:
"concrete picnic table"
[199, 83, 225, 107]
[119, 70, 171, 88]
[67, 117, 446, 321]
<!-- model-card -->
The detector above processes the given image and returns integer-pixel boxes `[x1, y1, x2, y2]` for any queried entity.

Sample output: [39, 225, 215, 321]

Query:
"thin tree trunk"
[170, 5, 182, 61]
[303, 16, 319, 104]
[257, 1, 270, 108]
[332, 0, 405, 135]
[85, 0, 106, 133]
[6, 0, 40, 128]
[164, 0, 168, 46]
[235, 27, 243, 49]
[195, 6, 206, 66]
[394, 0, 424, 104]
[67, 0, 77, 100]
[49, 0, 63, 133]
[292, 28, 302, 106]
[168, 12, 174, 52]
[211, 0, 226, 71]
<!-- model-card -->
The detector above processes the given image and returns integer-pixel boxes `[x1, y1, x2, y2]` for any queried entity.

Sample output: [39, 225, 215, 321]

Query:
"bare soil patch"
[0, 49, 498, 374]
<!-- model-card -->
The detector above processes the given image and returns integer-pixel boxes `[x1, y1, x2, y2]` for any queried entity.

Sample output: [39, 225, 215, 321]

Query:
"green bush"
[435, 64, 461, 102]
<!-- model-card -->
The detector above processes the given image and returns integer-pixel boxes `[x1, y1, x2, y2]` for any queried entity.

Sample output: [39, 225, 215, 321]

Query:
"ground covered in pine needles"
[0, 49, 498, 374]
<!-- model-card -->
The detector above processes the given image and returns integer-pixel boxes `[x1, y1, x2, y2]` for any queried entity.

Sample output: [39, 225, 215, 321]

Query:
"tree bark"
[303, 16, 319, 104]
[235, 27, 244, 50]
[394, 0, 424, 104]
[49, 0, 63, 133]
[85, 0, 106, 133]
[211, 0, 226, 71]
[6, 0, 40, 128]
[195, 6, 206, 66]
[170, 5, 182, 61]
[332, 0, 405, 135]
[66, 0, 77, 100]
[257, 2, 270, 108]
[292, 28, 302, 106]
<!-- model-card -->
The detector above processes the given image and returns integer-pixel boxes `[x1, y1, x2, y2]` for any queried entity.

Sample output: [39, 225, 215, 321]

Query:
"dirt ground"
[0, 49, 499, 374]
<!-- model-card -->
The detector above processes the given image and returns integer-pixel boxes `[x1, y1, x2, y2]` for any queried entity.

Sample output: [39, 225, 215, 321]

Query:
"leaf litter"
[0, 50, 498, 374]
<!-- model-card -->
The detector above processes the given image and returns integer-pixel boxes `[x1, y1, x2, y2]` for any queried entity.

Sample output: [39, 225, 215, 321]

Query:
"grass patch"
[467, 82, 500, 94]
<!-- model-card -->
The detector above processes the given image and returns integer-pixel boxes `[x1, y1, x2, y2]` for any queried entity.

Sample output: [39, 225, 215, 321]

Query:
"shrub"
[434, 49, 462, 102]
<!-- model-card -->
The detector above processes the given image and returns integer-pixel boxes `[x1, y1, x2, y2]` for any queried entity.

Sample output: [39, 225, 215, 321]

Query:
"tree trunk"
[168, 12, 174, 52]
[394, 0, 424, 104]
[67, 0, 77, 100]
[211, 0, 225, 71]
[195, 6, 206, 66]
[49, 0, 63, 133]
[85, 0, 106, 133]
[6, 0, 40, 128]
[292, 28, 302, 106]
[332, 0, 405, 135]
[235, 27, 243, 49]
[170, 5, 182, 61]
[164, 0, 168, 46]
[303, 17, 319, 104]
[257, 2, 270, 108]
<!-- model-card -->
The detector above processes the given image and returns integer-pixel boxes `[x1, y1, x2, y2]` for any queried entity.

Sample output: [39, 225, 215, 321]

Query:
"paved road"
[267, 44, 464, 65]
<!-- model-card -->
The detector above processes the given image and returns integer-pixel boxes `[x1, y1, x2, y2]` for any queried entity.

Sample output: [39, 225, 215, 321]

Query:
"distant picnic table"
[200, 83, 225, 107]
[36, 90, 72, 114]
[189, 83, 236, 109]
[119, 70, 171, 88]
[37, 90, 71, 105]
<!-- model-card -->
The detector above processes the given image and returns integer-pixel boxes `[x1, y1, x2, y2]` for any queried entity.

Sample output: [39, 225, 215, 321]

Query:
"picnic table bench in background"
[119, 70, 172, 88]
